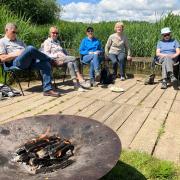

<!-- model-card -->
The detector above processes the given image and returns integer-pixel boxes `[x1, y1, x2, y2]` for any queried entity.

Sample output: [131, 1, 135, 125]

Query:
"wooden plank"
[62, 98, 95, 115]
[104, 104, 136, 131]
[113, 83, 144, 104]
[6, 92, 78, 122]
[40, 96, 83, 115]
[130, 109, 168, 154]
[0, 93, 37, 108]
[117, 107, 151, 149]
[153, 112, 180, 163]
[0, 93, 43, 114]
[170, 100, 180, 114]
[76, 100, 108, 117]
[126, 85, 156, 106]
[175, 90, 180, 101]
[91, 102, 120, 123]
[102, 79, 137, 102]
[141, 84, 164, 108]
[154, 87, 177, 112]
[0, 95, 56, 123]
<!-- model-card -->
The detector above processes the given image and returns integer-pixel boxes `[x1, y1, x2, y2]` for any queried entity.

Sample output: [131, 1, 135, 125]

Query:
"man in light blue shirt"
[79, 27, 103, 86]
[156, 27, 180, 89]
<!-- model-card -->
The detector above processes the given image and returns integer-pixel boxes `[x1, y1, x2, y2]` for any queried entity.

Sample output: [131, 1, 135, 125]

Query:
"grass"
[101, 150, 180, 180]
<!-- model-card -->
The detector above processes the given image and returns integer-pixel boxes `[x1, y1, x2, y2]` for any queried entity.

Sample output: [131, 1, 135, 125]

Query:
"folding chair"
[152, 56, 180, 85]
[1, 62, 25, 95]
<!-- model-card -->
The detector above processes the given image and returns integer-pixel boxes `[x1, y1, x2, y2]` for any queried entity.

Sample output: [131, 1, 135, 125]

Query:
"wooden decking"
[0, 77, 180, 164]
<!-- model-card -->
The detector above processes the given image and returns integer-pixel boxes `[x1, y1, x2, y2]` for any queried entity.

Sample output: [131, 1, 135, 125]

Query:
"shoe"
[161, 81, 167, 89]
[43, 90, 60, 97]
[95, 71, 101, 82]
[90, 79, 98, 87]
[120, 76, 125, 81]
[79, 80, 91, 89]
[74, 85, 86, 92]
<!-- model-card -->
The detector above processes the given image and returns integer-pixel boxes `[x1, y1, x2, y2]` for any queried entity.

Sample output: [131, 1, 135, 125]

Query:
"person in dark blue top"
[156, 27, 180, 89]
[79, 27, 103, 86]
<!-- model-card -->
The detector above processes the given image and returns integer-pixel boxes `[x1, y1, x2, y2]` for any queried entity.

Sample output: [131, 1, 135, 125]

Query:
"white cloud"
[60, 0, 180, 22]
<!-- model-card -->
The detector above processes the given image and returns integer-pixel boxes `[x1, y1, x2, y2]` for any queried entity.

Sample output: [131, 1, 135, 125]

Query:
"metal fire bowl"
[0, 115, 121, 180]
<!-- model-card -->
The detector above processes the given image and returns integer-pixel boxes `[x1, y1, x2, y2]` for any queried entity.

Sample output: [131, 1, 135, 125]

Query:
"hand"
[94, 51, 101, 55]
[127, 56, 132, 61]
[89, 51, 94, 54]
[15, 49, 24, 56]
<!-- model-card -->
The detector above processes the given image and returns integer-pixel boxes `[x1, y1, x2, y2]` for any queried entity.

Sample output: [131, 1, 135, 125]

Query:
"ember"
[13, 134, 74, 174]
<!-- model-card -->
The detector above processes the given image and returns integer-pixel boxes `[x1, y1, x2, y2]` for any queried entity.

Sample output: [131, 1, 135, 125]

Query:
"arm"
[0, 42, 23, 62]
[79, 39, 89, 55]
[124, 36, 132, 60]
[105, 36, 112, 56]
[156, 48, 180, 59]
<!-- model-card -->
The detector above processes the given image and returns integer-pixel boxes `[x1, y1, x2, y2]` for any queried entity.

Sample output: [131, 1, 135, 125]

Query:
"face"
[162, 33, 171, 41]
[115, 25, 123, 33]
[86, 29, 94, 39]
[6, 27, 18, 40]
[50, 28, 59, 40]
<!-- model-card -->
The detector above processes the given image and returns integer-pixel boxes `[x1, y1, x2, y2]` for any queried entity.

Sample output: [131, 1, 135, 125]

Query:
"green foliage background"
[0, 5, 180, 57]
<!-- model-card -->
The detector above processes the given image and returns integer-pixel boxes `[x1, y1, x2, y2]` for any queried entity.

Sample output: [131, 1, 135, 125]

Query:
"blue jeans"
[108, 53, 126, 77]
[13, 46, 52, 92]
[82, 54, 101, 79]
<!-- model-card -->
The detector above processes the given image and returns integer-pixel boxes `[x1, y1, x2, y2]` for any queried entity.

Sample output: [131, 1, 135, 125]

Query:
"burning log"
[13, 134, 74, 174]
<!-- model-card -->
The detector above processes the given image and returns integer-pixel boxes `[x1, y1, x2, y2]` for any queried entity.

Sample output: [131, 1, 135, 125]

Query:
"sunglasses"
[51, 32, 59, 34]
[163, 33, 170, 37]
[87, 30, 94, 33]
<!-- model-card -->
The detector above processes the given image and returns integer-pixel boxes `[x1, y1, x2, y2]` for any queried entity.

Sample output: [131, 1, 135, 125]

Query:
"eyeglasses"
[87, 30, 94, 33]
[163, 33, 170, 37]
[51, 32, 59, 35]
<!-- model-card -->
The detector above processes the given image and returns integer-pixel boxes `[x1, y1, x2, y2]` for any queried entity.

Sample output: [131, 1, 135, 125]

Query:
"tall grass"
[0, 5, 180, 57]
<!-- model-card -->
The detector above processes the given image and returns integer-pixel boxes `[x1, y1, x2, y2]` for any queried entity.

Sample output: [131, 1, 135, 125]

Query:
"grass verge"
[101, 150, 180, 180]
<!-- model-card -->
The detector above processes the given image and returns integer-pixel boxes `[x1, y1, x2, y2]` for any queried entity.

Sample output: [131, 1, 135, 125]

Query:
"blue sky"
[57, 0, 100, 5]
[57, 0, 180, 22]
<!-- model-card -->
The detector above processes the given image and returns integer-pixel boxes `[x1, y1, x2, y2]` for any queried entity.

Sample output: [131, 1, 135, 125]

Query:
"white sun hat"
[161, 27, 171, 35]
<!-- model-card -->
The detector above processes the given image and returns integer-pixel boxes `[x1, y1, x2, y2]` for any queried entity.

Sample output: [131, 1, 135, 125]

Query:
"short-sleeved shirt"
[156, 39, 180, 54]
[41, 37, 65, 59]
[0, 36, 26, 55]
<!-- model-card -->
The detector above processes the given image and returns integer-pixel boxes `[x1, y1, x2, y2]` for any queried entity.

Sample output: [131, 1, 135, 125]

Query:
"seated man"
[79, 27, 103, 86]
[41, 26, 90, 91]
[156, 27, 180, 89]
[0, 23, 60, 97]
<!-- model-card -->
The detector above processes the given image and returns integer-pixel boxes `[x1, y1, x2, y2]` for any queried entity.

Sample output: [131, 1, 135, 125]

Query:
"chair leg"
[63, 66, 67, 83]
[28, 69, 31, 87]
[12, 72, 24, 96]
[4, 72, 7, 85]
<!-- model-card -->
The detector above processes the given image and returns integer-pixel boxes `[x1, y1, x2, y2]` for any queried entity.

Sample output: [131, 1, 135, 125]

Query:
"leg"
[117, 53, 126, 78]
[67, 62, 76, 80]
[31, 60, 53, 92]
[82, 54, 94, 79]
[108, 54, 118, 77]
[14, 46, 51, 69]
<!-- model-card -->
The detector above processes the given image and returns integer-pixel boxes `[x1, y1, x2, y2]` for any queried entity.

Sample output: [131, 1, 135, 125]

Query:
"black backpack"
[100, 67, 114, 84]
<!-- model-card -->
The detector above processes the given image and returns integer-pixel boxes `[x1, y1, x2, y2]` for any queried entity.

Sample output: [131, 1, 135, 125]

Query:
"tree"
[0, 0, 62, 24]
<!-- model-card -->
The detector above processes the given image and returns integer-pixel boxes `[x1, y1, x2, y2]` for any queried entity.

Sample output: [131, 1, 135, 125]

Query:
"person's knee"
[26, 45, 37, 52]
[67, 62, 73, 68]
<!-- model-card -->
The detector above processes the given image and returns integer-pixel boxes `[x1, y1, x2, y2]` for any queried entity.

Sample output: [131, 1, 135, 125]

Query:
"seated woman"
[41, 26, 90, 91]
[79, 27, 103, 87]
[105, 22, 132, 80]
[156, 27, 180, 89]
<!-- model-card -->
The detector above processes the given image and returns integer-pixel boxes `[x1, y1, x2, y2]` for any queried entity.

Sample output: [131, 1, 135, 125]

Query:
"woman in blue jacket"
[79, 27, 103, 86]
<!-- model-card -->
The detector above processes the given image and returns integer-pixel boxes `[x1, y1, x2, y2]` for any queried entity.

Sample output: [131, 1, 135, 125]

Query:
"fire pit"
[0, 115, 121, 180]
